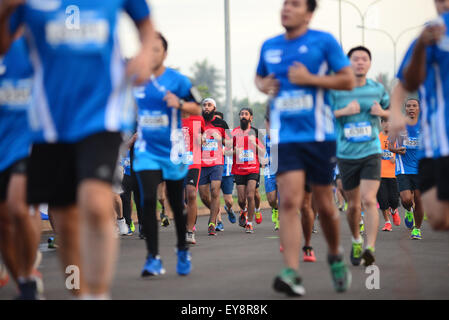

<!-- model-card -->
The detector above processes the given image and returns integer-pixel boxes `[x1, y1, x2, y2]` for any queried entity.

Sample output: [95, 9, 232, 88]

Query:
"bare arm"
[0, 0, 25, 54]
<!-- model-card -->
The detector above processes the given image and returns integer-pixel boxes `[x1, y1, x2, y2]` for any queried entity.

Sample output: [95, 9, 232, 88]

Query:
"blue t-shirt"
[329, 79, 390, 159]
[256, 30, 350, 144]
[133, 68, 193, 172]
[395, 121, 420, 175]
[121, 151, 131, 176]
[9, 0, 150, 143]
[223, 155, 233, 177]
[397, 12, 449, 159]
[263, 135, 277, 178]
[0, 37, 34, 171]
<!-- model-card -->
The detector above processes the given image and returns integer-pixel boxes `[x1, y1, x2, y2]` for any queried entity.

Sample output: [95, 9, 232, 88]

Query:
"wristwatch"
[179, 99, 185, 110]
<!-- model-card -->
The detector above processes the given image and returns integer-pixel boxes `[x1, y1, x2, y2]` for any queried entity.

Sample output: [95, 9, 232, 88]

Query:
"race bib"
[203, 139, 218, 151]
[382, 149, 394, 160]
[344, 122, 372, 143]
[239, 150, 254, 162]
[182, 151, 194, 165]
[404, 137, 419, 149]
[274, 91, 313, 112]
[0, 80, 32, 108]
[139, 113, 169, 129]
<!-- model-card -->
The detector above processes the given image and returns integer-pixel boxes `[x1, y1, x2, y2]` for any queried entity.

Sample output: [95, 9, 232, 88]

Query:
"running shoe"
[0, 263, 9, 288]
[343, 202, 348, 212]
[271, 208, 278, 223]
[160, 213, 170, 227]
[208, 223, 216, 236]
[350, 240, 363, 266]
[275, 218, 280, 231]
[411, 228, 422, 240]
[16, 277, 44, 300]
[312, 224, 317, 234]
[362, 247, 375, 267]
[303, 246, 316, 262]
[117, 218, 129, 235]
[225, 205, 236, 224]
[141, 255, 165, 277]
[186, 232, 196, 245]
[273, 268, 305, 297]
[359, 221, 365, 235]
[382, 222, 392, 232]
[245, 223, 254, 233]
[404, 209, 415, 230]
[47, 237, 57, 249]
[423, 213, 428, 221]
[391, 208, 401, 226]
[255, 209, 263, 224]
[176, 249, 192, 276]
[328, 256, 352, 293]
[129, 221, 136, 233]
[238, 209, 248, 228]
[216, 221, 224, 232]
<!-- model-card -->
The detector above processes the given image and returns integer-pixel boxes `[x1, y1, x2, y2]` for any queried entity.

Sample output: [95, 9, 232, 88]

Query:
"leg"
[0, 201, 18, 282]
[246, 180, 257, 224]
[209, 180, 222, 226]
[413, 189, 424, 229]
[301, 191, 314, 248]
[344, 187, 362, 240]
[277, 171, 305, 270]
[165, 180, 187, 251]
[199, 184, 211, 210]
[360, 180, 381, 249]
[236, 184, 247, 211]
[421, 188, 449, 230]
[186, 184, 198, 232]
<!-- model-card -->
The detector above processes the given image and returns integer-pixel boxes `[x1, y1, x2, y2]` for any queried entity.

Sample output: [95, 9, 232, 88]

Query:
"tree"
[190, 59, 224, 101]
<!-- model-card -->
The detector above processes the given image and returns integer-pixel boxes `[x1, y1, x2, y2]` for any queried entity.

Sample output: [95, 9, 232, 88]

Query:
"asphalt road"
[1, 207, 449, 300]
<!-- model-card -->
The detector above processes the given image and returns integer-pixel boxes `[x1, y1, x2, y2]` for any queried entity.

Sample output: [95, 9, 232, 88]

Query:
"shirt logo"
[265, 49, 282, 64]
[298, 45, 308, 54]
[29, 0, 61, 11]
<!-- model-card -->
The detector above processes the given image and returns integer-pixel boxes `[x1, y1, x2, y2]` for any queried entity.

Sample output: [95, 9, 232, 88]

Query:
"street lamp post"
[334, 0, 383, 46]
[224, 0, 233, 128]
[357, 24, 423, 74]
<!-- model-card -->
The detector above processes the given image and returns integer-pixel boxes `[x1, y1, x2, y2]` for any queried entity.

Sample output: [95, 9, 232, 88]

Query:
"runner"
[198, 98, 231, 236]
[0, 35, 42, 299]
[157, 182, 170, 227]
[231, 108, 265, 233]
[255, 0, 354, 296]
[214, 111, 237, 231]
[390, 2, 449, 231]
[0, 0, 155, 299]
[377, 118, 400, 231]
[262, 115, 279, 231]
[182, 110, 205, 244]
[389, 98, 424, 239]
[133, 32, 201, 276]
[329, 45, 390, 266]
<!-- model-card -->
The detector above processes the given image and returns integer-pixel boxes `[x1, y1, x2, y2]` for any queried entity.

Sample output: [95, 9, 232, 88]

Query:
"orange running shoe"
[303, 246, 316, 262]
[391, 208, 401, 226]
[245, 223, 254, 233]
[255, 209, 262, 224]
[382, 222, 392, 232]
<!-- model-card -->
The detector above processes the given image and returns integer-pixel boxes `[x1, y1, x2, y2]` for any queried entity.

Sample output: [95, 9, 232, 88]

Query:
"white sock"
[352, 236, 362, 244]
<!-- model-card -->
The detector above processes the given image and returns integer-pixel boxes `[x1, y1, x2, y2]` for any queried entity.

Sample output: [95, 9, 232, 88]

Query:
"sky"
[118, 0, 438, 104]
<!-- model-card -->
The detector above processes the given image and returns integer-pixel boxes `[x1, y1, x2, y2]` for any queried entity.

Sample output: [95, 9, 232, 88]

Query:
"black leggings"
[136, 170, 187, 256]
[376, 178, 399, 211]
[120, 172, 142, 227]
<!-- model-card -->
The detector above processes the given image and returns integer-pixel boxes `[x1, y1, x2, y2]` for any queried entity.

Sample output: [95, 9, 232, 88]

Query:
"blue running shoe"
[216, 221, 224, 232]
[176, 249, 192, 276]
[141, 255, 165, 277]
[225, 205, 236, 224]
[404, 210, 415, 230]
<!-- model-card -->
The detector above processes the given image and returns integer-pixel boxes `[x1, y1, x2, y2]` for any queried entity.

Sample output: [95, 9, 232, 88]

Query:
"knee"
[187, 191, 197, 203]
[361, 195, 377, 210]
[348, 201, 362, 214]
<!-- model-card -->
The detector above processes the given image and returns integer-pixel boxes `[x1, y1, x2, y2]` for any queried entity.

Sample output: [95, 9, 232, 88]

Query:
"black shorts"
[338, 154, 381, 191]
[419, 157, 449, 201]
[376, 178, 399, 211]
[396, 174, 419, 193]
[234, 173, 260, 186]
[184, 168, 201, 189]
[0, 158, 28, 202]
[27, 131, 123, 206]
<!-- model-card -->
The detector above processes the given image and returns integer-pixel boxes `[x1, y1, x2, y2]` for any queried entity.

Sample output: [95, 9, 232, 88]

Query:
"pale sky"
[118, 0, 438, 103]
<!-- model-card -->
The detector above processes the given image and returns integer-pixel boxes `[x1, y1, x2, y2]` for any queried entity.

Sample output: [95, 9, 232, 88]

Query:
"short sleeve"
[256, 42, 268, 77]
[123, 0, 151, 23]
[325, 33, 350, 73]
[380, 86, 390, 109]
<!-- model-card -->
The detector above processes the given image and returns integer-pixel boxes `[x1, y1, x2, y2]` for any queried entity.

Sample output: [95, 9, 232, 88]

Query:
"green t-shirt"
[329, 79, 390, 159]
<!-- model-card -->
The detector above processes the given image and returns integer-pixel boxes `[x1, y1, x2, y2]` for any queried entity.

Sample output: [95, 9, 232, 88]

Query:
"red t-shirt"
[182, 115, 205, 170]
[201, 116, 230, 167]
[231, 126, 263, 175]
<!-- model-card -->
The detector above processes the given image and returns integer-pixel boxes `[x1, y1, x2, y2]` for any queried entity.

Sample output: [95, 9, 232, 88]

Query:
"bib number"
[344, 122, 372, 143]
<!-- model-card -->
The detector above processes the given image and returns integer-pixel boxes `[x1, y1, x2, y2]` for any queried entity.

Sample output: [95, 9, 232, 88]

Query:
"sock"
[385, 220, 391, 224]
[352, 236, 362, 244]
[256, 207, 260, 212]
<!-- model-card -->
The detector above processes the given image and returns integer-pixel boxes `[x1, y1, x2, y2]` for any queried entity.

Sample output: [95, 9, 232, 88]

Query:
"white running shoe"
[117, 218, 129, 235]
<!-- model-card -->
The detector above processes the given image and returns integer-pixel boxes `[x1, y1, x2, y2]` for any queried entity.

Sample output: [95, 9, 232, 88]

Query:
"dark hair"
[156, 32, 168, 52]
[239, 107, 253, 116]
[347, 46, 372, 60]
[307, 0, 317, 12]
[215, 111, 224, 119]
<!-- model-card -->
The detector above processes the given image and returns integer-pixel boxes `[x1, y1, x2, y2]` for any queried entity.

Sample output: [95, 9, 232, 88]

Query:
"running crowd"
[0, 0, 448, 300]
